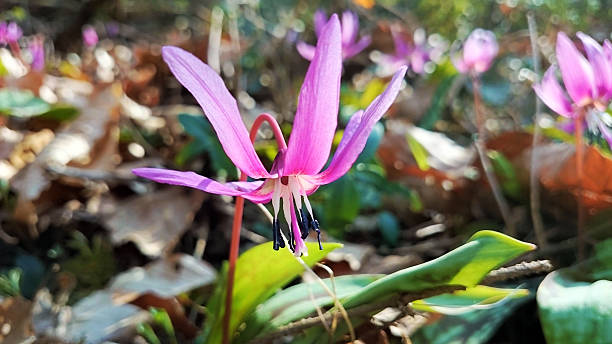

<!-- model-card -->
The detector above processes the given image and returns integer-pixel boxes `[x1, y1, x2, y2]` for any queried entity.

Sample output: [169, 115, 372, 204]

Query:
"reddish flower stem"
[222, 113, 286, 344]
[575, 113, 585, 261]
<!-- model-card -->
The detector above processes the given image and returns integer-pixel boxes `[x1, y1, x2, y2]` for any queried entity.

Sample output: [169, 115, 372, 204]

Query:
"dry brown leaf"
[9, 84, 121, 226]
[103, 188, 204, 257]
[0, 296, 34, 344]
[59, 254, 215, 343]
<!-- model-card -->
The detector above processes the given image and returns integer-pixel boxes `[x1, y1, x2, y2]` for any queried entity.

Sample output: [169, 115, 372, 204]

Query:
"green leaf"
[150, 308, 176, 343]
[537, 271, 612, 344]
[341, 230, 535, 308]
[412, 286, 532, 344]
[137, 323, 161, 344]
[488, 150, 522, 199]
[202, 242, 342, 344]
[411, 285, 529, 314]
[0, 89, 50, 118]
[355, 122, 384, 164]
[537, 239, 612, 344]
[377, 211, 400, 246]
[407, 134, 430, 171]
[319, 173, 361, 235]
[38, 106, 80, 122]
[236, 274, 382, 343]
[419, 75, 456, 130]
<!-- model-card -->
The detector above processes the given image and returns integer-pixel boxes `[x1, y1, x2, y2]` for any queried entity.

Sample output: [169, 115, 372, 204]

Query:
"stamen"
[299, 209, 310, 239]
[272, 219, 281, 250]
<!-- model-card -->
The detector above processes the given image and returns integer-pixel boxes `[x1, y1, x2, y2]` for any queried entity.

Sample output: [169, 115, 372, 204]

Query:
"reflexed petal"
[284, 14, 342, 175]
[296, 41, 316, 61]
[462, 29, 498, 73]
[391, 29, 410, 57]
[311, 66, 407, 185]
[556, 32, 596, 105]
[533, 67, 574, 118]
[577, 32, 612, 100]
[343, 35, 371, 59]
[161, 46, 270, 178]
[410, 46, 429, 74]
[132, 168, 272, 203]
[313, 9, 327, 37]
[341, 11, 359, 46]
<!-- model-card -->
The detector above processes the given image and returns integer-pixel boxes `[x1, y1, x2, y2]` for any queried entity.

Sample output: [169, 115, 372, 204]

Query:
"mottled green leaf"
[0, 88, 50, 117]
[202, 242, 342, 344]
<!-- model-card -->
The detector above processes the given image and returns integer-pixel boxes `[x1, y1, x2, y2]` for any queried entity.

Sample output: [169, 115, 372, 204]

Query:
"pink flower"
[29, 37, 45, 71]
[452, 28, 498, 75]
[297, 10, 371, 61]
[0, 21, 22, 45]
[82, 26, 98, 47]
[133, 16, 406, 256]
[378, 29, 431, 75]
[533, 32, 612, 146]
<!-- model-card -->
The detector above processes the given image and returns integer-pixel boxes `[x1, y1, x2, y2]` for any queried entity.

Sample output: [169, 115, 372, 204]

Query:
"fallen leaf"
[0, 296, 34, 343]
[9, 85, 120, 226]
[103, 188, 204, 257]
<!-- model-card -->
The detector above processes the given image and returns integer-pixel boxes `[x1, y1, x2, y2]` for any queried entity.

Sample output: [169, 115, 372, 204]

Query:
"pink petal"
[451, 51, 468, 74]
[132, 168, 272, 203]
[577, 32, 612, 101]
[462, 29, 498, 74]
[311, 66, 407, 185]
[296, 41, 316, 61]
[343, 35, 371, 59]
[284, 14, 342, 175]
[391, 29, 410, 57]
[313, 9, 327, 37]
[290, 199, 308, 256]
[556, 32, 596, 105]
[162, 46, 270, 178]
[533, 67, 574, 118]
[341, 11, 359, 47]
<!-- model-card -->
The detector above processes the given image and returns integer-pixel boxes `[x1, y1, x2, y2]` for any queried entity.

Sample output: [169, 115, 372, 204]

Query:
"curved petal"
[391, 29, 410, 57]
[341, 11, 359, 47]
[284, 14, 342, 175]
[132, 168, 272, 203]
[344, 35, 371, 59]
[296, 41, 315, 61]
[161, 46, 270, 178]
[533, 67, 574, 118]
[310, 66, 407, 185]
[577, 32, 612, 101]
[313, 9, 327, 37]
[556, 32, 596, 105]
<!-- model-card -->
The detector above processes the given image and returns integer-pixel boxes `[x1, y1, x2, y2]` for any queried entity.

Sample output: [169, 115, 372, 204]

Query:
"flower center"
[270, 175, 321, 256]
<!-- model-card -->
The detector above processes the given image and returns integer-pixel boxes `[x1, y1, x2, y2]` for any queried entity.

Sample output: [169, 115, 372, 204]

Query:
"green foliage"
[61, 231, 116, 302]
[176, 113, 237, 179]
[236, 274, 382, 343]
[237, 231, 533, 343]
[0, 89, 51, 117]
[537, 240, 612, 344]
[200, 242, 342, 344]
[138, 307, 178, 344]
[0, 268, 22, 297]
[407, 133, 430, 171]
[488, 150, 522, 200]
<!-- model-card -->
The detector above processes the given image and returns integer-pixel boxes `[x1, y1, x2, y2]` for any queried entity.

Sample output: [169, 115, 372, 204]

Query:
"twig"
[527, 12, 548, 249]
[45, 163, 136, 183]
[247, 259, 552, 343]
[480, 259, 553, 284]
[472, 77, 516, 235]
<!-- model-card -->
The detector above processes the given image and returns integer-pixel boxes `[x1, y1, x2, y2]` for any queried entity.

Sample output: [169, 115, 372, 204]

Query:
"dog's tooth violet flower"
[133, 16, 406, 256]
[297, 10, 371, 61]
[82, 26, 98, 47]
[452, 28, 498, 75]
[533, 32, 612, 146]
[378, 29, 431, 75]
